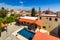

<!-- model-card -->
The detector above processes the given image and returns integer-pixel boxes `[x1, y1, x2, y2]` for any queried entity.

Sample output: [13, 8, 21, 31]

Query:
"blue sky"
[0, 0, 60, 12]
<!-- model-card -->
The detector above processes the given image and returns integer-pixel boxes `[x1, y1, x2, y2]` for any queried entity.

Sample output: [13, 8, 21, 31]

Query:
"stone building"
[38, 8, 60, 36]
[57, 11, 60, 17]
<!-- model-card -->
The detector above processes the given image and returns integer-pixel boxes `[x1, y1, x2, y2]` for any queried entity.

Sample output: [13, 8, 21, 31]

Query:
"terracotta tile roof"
[1, 23, 7, 28]
[20, 11, 26, 15]
[19, 18, 42, 26]
[32, 31, 60, 40]
[19, 18, 35, 24]
[19, 18, 26, 22]
[35, 20, 42, 26]
[26, 19, 35, 23]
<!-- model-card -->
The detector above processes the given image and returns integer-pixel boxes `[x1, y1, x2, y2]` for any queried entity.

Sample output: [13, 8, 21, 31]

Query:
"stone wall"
[38, 16, 58, 32]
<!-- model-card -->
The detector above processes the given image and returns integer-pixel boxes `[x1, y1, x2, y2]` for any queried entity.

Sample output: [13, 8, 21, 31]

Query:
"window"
[42, 26, 46, 30]
[43, 26, 46, 28]
[46, 17, 48, 19]
[55, 18, 58, 21]
[40, 17, 42, 19]
[49, 17, 52, 21]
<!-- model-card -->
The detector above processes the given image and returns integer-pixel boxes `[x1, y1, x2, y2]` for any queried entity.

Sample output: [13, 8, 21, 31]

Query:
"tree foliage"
[0, 25, 2, 32]
[0, 7, 18, 37]
[0, 18, 3, 32]
[31, 8, 36, 17]
[0, 7, 8, 18]
[3, 14, 18, 24]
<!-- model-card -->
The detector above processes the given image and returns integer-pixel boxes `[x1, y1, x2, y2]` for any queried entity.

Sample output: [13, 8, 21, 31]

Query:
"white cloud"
[20, 1, 23, 4]
[0, 2, 32, 10]
[0, 2, 60, 12]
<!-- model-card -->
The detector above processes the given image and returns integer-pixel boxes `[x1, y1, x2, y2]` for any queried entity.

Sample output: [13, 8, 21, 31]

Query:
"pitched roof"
[1, 23, 7, 28]
[19, 18, 42, 26]
[19, 18, 35, 24]
[35, 20, 42, 26]
[32, 31, 60, 40]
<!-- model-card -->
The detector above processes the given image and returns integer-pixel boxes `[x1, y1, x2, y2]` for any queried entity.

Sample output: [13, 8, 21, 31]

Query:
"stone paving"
[0, 23, 21, 40]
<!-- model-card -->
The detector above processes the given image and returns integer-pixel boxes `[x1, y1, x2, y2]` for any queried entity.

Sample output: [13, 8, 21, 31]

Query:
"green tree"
[0, 7, 8, 18]
[3, 15, 18, 24]
[31, 8, 36, 17]
[0, 25, 2, 37]
[0, 19, 2, 37]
